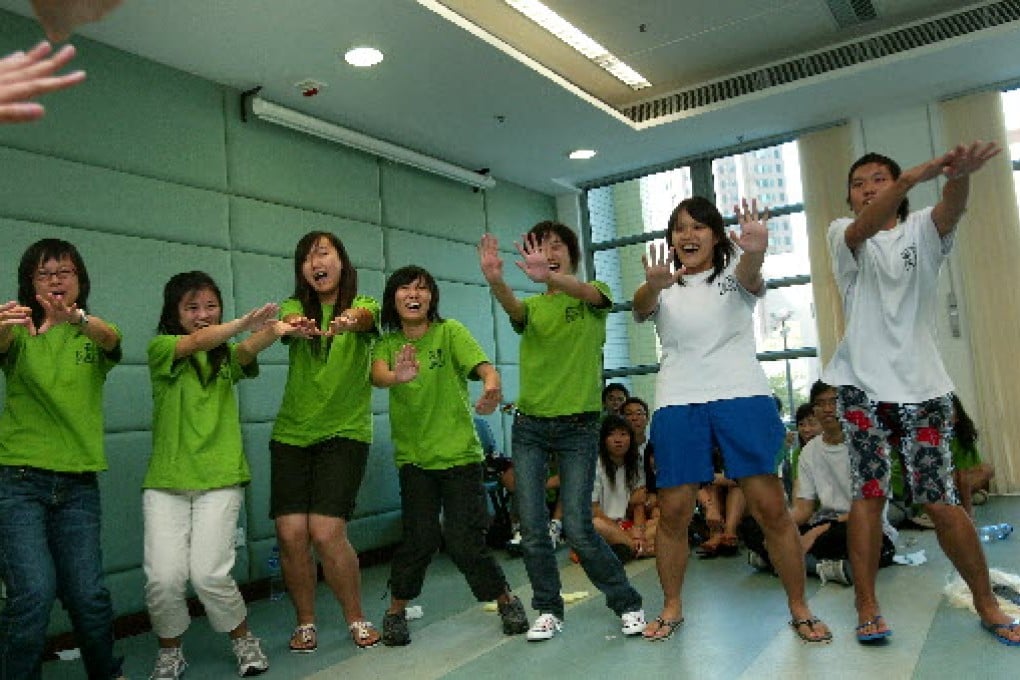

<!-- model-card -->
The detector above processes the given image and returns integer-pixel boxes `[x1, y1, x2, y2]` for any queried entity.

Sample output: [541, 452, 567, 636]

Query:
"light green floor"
[45, 497, 1019, 680]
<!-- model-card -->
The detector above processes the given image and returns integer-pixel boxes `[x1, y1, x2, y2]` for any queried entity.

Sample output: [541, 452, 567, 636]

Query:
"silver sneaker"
[526, 613, 562, 641]
[150, 647, 187, 680]
[816, 559, 852, 586]
[232, 633, 269, 677]
[621, 609, 646, 636]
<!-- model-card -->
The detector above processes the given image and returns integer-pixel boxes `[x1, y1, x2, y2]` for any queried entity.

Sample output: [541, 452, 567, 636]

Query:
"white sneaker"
[150, 647, 187, 680]
[232, 633, 269, 677]
[548, 519, 563, 548]
[747, 551, 771, 571]
[816, 559, 852, 586]
[526, 613, 563, 641]
[621, 609, 646, 636]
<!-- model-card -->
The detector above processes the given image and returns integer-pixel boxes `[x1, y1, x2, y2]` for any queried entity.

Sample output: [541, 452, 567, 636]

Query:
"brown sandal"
[349, 620, 381, 649]
[289, 623, 317, 653]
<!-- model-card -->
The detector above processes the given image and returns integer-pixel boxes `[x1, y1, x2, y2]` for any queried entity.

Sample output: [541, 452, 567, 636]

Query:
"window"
[586, 140, 820, 416]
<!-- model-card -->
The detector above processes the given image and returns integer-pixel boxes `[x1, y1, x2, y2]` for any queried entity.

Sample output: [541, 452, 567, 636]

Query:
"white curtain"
[940, 91, 1020, 493]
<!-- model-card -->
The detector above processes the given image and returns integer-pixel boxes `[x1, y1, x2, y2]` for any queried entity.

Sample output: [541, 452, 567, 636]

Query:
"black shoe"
[382, 610, 410, 646]
[498, 596, 529, 635]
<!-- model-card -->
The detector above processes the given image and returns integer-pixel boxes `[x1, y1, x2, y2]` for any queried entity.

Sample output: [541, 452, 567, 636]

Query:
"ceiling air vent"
[622, 0, 1020, 125]
[825, 0, 878, 28]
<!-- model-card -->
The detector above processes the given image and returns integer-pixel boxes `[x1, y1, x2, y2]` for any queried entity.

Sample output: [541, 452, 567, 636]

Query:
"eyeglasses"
[34, 267, 77, 282]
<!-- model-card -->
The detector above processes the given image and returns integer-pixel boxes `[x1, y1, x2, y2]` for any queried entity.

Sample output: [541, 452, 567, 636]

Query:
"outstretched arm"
[0, 42, 85, 124]
[371, 344, 420, 388]
[730, 199, 768, 295]
[176, 303, 278, 360]
[479, 234, 526, 325]
[931, 141, 1001, 237]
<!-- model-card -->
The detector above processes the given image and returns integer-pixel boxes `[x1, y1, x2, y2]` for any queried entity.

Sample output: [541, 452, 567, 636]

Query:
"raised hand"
[0, 302, 33, 332]
[478, 234, 505, 284]
[514, 232, 551, 283]
[238, 303, 280, 333]
[475, 383, 501, 415]
[641, 241, 682, 291]
[393, 344, 419, 384]
[942, 140, 1001, 180]
[35, 292, 79, 333]
[729, 198, 770, 255]
[0, 42, 85, 124]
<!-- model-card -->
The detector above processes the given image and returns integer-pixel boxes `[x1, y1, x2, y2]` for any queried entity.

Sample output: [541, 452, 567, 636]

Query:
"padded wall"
[0, 13, 553, 634]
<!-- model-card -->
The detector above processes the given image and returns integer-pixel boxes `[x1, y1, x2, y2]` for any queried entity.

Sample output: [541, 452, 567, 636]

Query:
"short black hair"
[18, 239, 91, 328]
[847, 152, 909, 222]
[621, 396, 649, 416]
[809, 379, 836, 405]
[528, 221, 581, 272]
[795, 402, 815, 424]
[602, 382, 629, 402]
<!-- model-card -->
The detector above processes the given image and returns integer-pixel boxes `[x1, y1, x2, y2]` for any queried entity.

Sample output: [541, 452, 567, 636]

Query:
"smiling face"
[177, 287, 222, 334]
[538, 232, 574, 275]
[394, 276, 432, 325]
[797, 413, 822, 445]
[301, 236, 342, 303]
[605, 427, 631, 460]
[33, 255, 80, 307]
[670, 208, 719, 275]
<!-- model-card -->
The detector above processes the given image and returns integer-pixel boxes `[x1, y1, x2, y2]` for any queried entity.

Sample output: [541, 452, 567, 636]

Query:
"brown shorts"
[269, 436, 369, 520]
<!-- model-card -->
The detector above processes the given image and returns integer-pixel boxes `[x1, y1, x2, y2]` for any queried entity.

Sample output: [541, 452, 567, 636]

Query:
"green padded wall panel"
[385, 229, 486, 286]
[380, 161, 485, 242]
[101, 431, 151, 571]
[484, 180, 557, 244]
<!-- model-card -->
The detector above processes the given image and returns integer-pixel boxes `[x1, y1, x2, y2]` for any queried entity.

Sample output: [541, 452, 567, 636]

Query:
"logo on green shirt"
[564, 303, 586, 323]
[75, 343, 98, 365]
[427, 348, 445, 370]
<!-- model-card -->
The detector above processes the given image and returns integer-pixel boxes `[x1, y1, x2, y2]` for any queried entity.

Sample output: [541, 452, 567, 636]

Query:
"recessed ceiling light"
[344, 46, 384, 67]
[505, 0, 651, 90]
[569, 149, 597, 160]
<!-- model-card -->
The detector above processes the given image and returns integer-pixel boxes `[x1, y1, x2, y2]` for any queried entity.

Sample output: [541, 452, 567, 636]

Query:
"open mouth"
[680, 244, 700, 254]
[312, 270, 329, 282]
[548, 262, 561, 272]
[405, 302, 421, 311]
[193, 321, 210, 329]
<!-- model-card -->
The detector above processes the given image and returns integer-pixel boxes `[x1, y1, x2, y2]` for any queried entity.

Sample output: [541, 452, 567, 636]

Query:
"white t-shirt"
[646, 260, 770, 407]
[823, 207, 954, 403]
[797, 436, 896, 540]
[592, 461, 645, 520]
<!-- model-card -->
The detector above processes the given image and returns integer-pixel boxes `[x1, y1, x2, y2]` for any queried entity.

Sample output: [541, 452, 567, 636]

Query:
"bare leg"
[848, 497, 888, 635]
[307, 514, 368, 625]
[925, 502, 1020, 642]
[276, 514, 316, 625]
[643, 484, 697, 636]
[741, 474, 828, 639]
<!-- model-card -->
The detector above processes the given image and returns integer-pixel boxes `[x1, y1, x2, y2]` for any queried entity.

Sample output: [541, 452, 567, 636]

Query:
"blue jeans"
[512, 413, 642, 620]
[0, 466, 119, 680]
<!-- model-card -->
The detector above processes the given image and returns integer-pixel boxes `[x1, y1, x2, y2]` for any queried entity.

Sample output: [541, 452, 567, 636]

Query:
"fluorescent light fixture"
[344, 46, 384, 67]
[250, 97, 496, 190]
[505, 0, 651, 90]
[568, 149, 596, 160]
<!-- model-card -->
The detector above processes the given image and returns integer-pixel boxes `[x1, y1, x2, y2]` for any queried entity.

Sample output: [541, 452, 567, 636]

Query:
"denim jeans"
[389, 463, 508, 602]
[0, 466, 119, 680]
[512, 414, 642, 620]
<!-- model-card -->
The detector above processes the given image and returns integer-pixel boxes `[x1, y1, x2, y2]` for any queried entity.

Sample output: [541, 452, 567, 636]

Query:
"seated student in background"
[744, 381, 896, 584]
[590, 416, 654, 562]
[782, 403, 823, 502]
[602, 382, 629, 417]
[696, 456, 745, 558]
[950, 394, 995, 519]
[621, 397, 658, 521]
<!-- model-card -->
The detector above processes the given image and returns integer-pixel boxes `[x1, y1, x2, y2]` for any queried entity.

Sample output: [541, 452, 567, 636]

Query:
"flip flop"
[642, 616, 684, 641]
[289, 623, 317, 653]
[791, 617, 832, 643]
[856, 615, 892, 643]
[981, 618, 1020, 646]
[349, 620, 381, 649]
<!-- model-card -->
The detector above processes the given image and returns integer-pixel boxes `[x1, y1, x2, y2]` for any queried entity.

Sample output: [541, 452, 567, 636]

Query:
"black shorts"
[269, 436, 369, 520]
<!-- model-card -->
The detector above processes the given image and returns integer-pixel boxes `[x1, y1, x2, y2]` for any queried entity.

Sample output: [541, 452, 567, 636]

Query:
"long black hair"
[381, 265, 442, 331]
[951, 394, 978, 451]
[18, 239, 91, 328]
[157, 271, 228, 386]
[847, 152, 909, 222]
[292, 231, 358, 356]
[667, 197, 735, 284]
[598, 415, 641, 490]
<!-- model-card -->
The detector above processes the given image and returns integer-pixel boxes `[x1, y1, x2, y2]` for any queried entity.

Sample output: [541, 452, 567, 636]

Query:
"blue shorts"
[650, 396, 785, 488]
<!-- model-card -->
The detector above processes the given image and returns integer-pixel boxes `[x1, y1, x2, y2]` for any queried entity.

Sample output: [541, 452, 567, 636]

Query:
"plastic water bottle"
[978, 523, 1014, 543]
[267, 545, 285, 601]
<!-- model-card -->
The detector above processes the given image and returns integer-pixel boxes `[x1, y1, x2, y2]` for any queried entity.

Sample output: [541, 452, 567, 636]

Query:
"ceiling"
[2, 0, 1019, 195]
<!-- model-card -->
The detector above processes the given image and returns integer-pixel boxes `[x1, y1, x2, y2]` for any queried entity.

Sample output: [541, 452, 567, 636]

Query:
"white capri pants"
[143, 486, 247, 638]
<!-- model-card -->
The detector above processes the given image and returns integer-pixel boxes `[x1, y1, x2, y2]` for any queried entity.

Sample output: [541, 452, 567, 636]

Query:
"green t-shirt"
[373, 320, 488, 470]
[272, 296, 380, 446]
[950, 438, 982, 471]
[145, 335, 258, 489]
[514, 281, 611, 417]
[0, 322, 122, 472]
